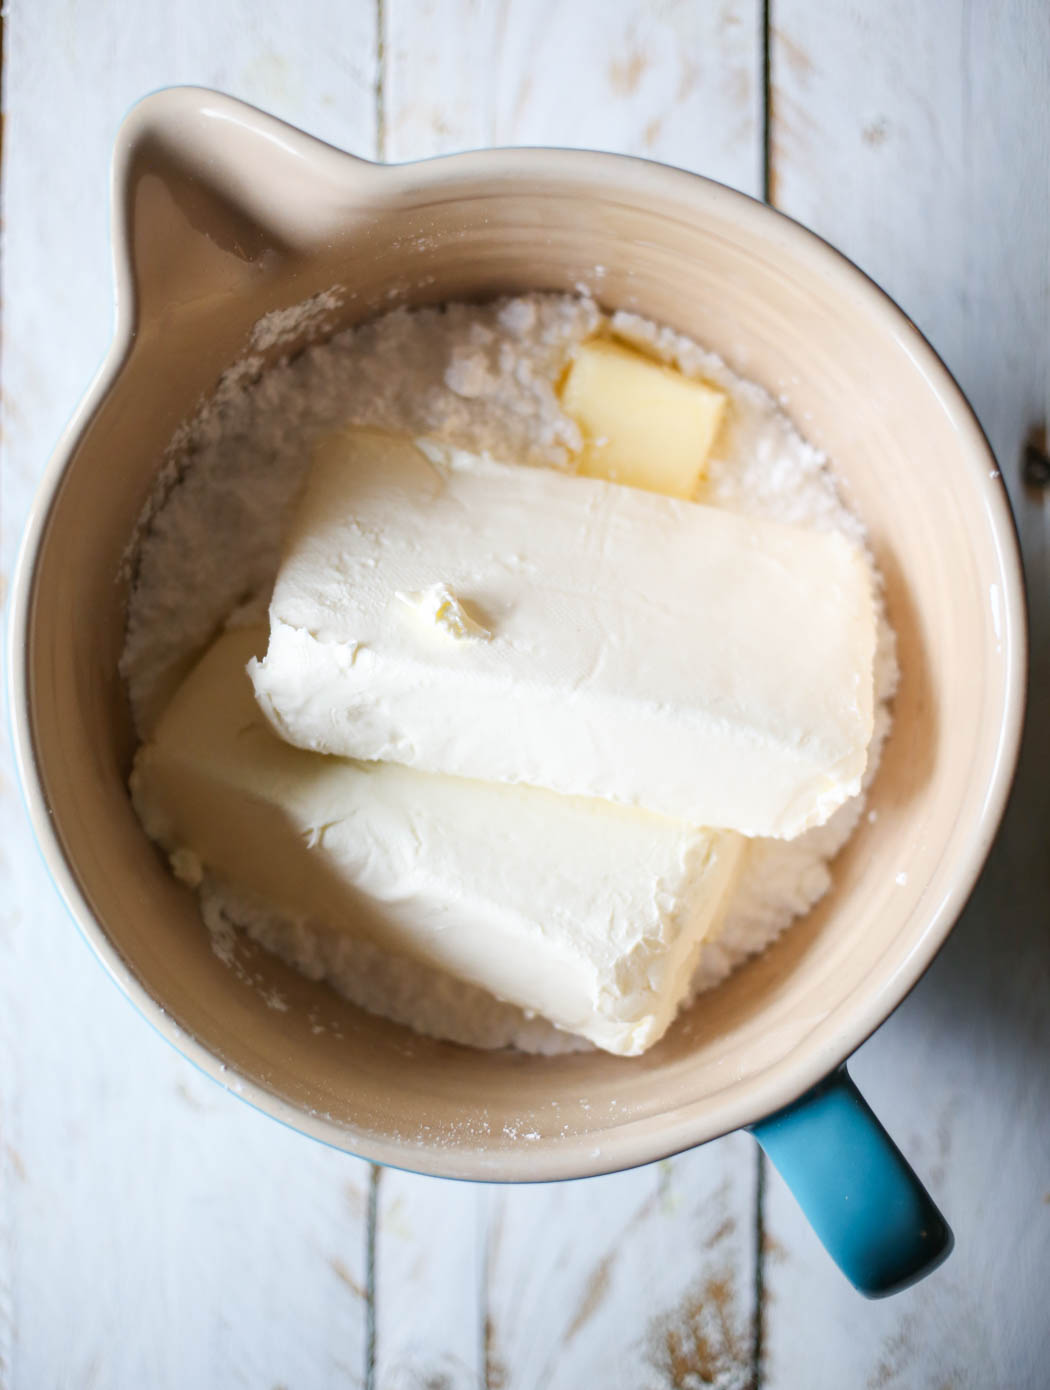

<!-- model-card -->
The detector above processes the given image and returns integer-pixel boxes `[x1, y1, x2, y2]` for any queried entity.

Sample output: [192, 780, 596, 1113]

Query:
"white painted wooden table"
[2, 4, 1048, 1387]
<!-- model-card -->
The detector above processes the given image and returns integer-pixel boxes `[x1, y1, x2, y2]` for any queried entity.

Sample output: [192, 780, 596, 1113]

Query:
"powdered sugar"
[121, 295, 598, 733]
[121, 292, 897, 1054]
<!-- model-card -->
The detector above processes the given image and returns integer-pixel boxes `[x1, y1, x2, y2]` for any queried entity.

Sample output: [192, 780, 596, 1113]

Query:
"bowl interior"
[16, 104, 1023, 1180]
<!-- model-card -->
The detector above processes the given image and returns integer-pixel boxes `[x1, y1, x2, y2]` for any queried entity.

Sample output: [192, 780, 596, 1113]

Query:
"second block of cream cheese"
[133, 626, 745, 1056]
[250, 429, 876, 838]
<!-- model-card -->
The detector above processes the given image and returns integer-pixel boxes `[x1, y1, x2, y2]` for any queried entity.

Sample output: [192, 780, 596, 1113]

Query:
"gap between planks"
[365, 7, 386, 1382]
[761, 0, 773, 203]
[754, 4, 773, 1380]
[375, 0, 387, 162]
[366, 1163, 381, 1390]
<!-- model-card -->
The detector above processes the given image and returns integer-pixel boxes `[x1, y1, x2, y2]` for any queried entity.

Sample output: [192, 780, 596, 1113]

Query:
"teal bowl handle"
[749, 1066, 953, 1297]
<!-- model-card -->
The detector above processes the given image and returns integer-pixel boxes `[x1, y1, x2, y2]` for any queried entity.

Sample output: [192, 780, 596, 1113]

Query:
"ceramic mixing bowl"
[7, 88, 1026, 1296]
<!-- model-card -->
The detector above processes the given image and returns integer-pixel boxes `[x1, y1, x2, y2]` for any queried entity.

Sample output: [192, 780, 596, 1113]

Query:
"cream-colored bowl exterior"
[7, 88, 1026, 1181]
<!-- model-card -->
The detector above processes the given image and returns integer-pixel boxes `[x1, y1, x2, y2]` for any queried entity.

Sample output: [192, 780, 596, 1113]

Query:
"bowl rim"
[5, 86, 1029, 1182]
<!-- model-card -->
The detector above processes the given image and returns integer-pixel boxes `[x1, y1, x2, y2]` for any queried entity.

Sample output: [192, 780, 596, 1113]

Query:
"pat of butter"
[251, 429, 876, 839]
[132, 627, 745, 1056]
[560, 337, 727, 498]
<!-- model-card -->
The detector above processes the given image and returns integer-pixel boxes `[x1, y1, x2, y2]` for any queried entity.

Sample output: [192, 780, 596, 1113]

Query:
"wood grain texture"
[383, 0, 763, 193]
[485, 1140, 758, 1390]
[0, 4, 378, 1387]
[373, 1172, 485, 1389]
[763, 4, 1050, 1387]
[373, 6, 765, 1387]
[373, 1144, 760, 1390]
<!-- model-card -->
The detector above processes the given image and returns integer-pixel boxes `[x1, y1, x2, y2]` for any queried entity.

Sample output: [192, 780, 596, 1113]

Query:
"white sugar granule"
[121, 292, 897, 1055]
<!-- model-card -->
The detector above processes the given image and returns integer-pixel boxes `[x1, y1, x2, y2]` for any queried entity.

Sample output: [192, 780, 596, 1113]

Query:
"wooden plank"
[374, 1172, 486, 1388]
[0, 3, 378, 1387]
[374, 5, 765, 1386]
[763, 4, 1050, 1386]
[383, 0, 764, 194]
[486, 1139, 758, 1390]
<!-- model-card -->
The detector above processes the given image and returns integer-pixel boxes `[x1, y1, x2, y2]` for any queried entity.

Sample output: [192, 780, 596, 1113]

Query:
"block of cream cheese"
[250, 429, 876, 838]
[132, 627, 745, 1056]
